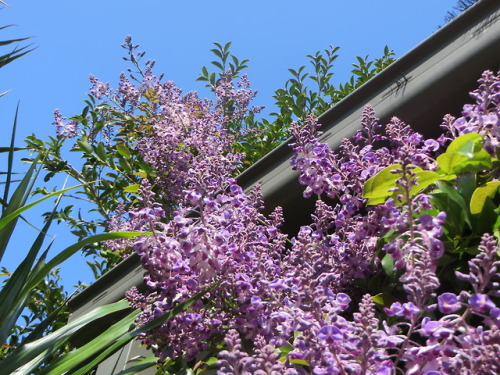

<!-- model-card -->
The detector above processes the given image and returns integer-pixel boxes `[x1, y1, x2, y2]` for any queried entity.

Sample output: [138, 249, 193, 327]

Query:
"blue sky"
[1, 1, 458, 290]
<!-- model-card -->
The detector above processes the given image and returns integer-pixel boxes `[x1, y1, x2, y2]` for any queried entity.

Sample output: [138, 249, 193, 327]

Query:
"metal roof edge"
[237, 0, 500, 201]
[68, 252, 144, 319]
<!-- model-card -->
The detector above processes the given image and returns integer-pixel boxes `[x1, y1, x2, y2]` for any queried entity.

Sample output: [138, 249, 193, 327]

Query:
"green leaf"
[436, 151, 491, 175]
[437, 133, 492, 175]
[204, 357, 219, 366]
[116, 143, 132, 159]
[371, 293, 397, 308]
[410, 170, 441, 196]
[470, 181, 500, 215]
[289, 359, 309, 367]
[37, 308, 140, 375]
[94, 142, 107, 162]
[0, 156, 43, 262]
[60, 285, 216, 375]
[114, 355, 158, 375]
[0, 184, 82, 232]
[0, 300, 131, 375]
[3, 104, 19, 212]
[362, 164, 401, 205]
[123, 184, 140, 193]
[381, 253, 394, 278]
[25, 232, 149, 294]
[431, 181, 470, 237]
[76, 137, 92, 155]
[446, 133, 484, 155]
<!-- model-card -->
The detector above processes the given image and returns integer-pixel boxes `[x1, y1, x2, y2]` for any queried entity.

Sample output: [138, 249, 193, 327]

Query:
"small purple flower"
[437, 293, 461, 314]
[317, 325, 343, 343]
[335, 293, 351, 307]
[423, 138, 440, 152]
[419, 318, 454, 339]
[469, 293, 496, 313]
[385, 302, 420, 320]
[269, 278, 290, 291]
[251, 295, 263, 307]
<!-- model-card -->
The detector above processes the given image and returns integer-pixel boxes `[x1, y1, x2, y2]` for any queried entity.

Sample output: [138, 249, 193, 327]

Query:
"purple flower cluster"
[110, 70, 500, 374]
[53, 109, 78, 138]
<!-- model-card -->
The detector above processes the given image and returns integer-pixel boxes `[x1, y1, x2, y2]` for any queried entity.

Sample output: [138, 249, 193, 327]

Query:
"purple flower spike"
[317, 325, 343, 344]
[437, 292, 461, 314]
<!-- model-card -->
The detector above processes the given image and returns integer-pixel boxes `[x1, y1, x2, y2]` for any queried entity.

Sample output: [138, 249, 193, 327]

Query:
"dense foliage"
[106, 70, 500, 374]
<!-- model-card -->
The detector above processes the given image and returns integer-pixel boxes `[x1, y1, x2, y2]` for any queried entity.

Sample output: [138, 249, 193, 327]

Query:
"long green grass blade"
[0, 45, 34, 69]
[68, 285, 216, 375]
[0, 183, 82, 233]
[114, 354, 158, 375]
[0, 147, 26, 153]
[0, 156, 39, 262]
[0, 231, 146, 343]
[11, 349, 58, 375]
[3, 103, 19, 215]
[0, 37, 30, 47]
[37, 309, 140, 375]
[0, 244, 53, 345]
[25, 231, 150, 293]
[0, 201, 58, 344]
[0, 300, 130, 375]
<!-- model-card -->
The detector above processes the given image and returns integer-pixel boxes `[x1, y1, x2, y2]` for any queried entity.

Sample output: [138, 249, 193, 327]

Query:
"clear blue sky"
[1, 1, 458, 291]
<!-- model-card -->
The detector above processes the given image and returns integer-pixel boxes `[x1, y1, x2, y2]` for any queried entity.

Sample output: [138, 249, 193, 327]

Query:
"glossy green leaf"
[436, 151, 491, 175]
[363, 164, 401, 205]
[381, 253, 394, 278]
[470, 181, 500, 215]
[116, 143, 132, 159]
[124, 184, 140, 193]
[289, 359, 309, 367]
[410, 170, 441, 196]
[371, 293, 397, 308]
[437, 133, 492, 175]
[446, 133, 484, 155]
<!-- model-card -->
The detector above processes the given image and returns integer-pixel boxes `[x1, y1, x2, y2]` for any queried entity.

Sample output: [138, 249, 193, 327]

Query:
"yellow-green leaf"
[446, 133, 484, 156]
[470, 181, 500, 215]
[116, 143, 131, 159]
[363, 164, 402, 205]
[289, 359, 309, 367]
[123, 184, 140, 193]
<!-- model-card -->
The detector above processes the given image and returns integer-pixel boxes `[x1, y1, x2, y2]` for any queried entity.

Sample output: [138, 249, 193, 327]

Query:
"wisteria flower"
[437, 292, 462, 313]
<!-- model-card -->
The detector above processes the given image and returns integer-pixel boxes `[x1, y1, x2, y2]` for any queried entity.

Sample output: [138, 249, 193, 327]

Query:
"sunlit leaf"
[470, 181, 500, 215]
